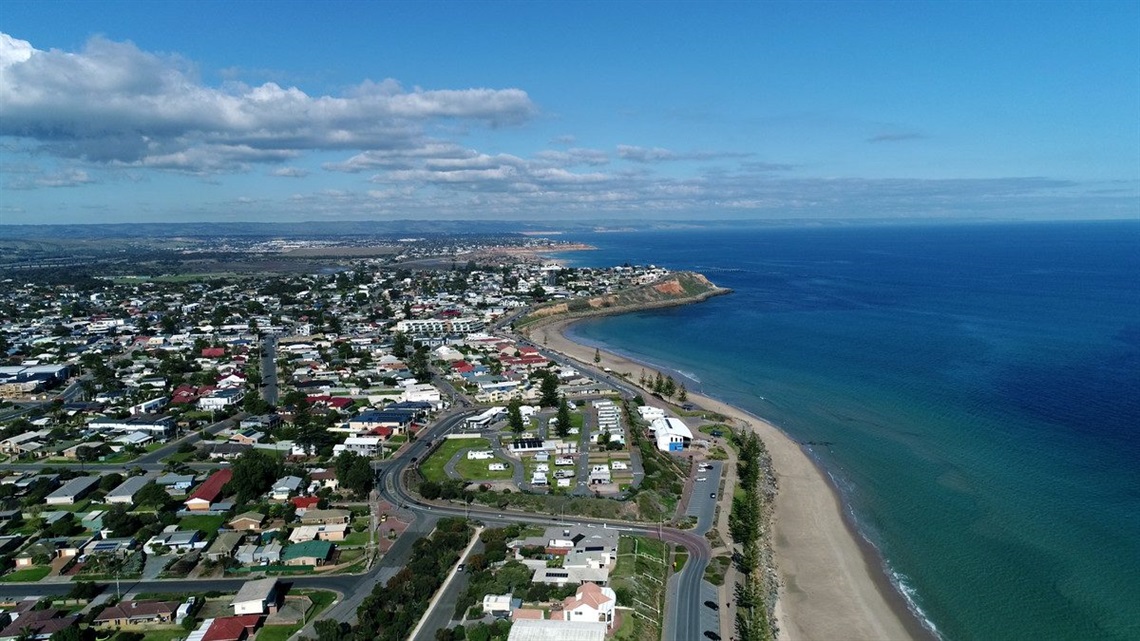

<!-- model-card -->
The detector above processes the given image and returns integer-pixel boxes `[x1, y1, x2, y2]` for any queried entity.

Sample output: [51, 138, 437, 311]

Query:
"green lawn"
[420, 437, 491, 483]
[0, 566, 51, 582]
[114, 628, 186, 641]
[256, 625, 297, 641]
[454, 455, 514, 481]
[611, 535, 667, 641]
[342, 530, 370, 547]
[178, 514, 225, 533]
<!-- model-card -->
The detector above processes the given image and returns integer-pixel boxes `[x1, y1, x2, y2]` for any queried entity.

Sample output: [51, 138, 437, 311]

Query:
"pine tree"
[507, 399, 525, 434]
[556, 396, 572, 438]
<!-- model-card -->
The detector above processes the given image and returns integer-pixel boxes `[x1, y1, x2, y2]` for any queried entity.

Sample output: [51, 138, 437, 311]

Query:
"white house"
[482, 594, 514, 618]
[231, 577, 279, 616]
[488, 462, 508, 472]
[333, 436, 382, 457]
[268, 476, 303, 501]
[649, 417, 693, 452]
[562, 582, 617, 628]
[467, 450, 494, 460]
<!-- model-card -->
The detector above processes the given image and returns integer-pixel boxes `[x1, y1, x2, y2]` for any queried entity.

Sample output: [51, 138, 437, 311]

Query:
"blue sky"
[1, 1, 1137, 224]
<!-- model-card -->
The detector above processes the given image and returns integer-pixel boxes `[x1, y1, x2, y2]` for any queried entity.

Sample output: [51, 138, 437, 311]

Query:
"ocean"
[551, 221, 1140, 641]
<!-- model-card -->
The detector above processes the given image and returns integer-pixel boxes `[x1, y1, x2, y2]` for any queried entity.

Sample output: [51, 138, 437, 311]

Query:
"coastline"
[537, 316, 929, 641]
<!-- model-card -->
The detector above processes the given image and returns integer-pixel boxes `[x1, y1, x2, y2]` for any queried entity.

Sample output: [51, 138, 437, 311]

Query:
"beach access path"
[536, 318, 922, 641]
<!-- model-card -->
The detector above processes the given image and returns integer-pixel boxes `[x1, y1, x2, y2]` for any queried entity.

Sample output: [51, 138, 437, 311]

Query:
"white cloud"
[271, 167, 309, 178]
[0, 32, 535, 176]
[617, 144, 753, 163]
[5, 168, 94, 190]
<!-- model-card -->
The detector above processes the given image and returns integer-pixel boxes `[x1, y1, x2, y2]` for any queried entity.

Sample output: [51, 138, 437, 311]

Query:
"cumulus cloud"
[617, 144, 752, 163]
[271, 166, 309, 178]
[0, 32, 535, 176]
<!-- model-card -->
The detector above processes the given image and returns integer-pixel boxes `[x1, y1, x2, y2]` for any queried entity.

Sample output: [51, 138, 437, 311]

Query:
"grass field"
[420, 437, 491, 483]
[454, 455, 514, 481]
[342, 530, 370, 547]
[611, 536, 668, 641]
[178, 514, 226, 534]
[0, 566, 51, 582]
[114, 628, 186, 641]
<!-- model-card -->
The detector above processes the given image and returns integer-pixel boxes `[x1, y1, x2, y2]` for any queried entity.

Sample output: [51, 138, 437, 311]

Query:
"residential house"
[199, 388, 245, 411]
[482, 594, 515, 618]
[94, 600, 180, 627]
[332, 436, 381, 457]
[229, 429, 263, 446]
[45, 475, 100, 505]
[268, 476, 302, 501]
[0, 608, 80, 641]
[228, 512, 265, 531]
[308, 468, 338, 491]
[199, 615, 262, 641]
[184, 469, 232, 511]
[87, 415, 175, 438]
[299, 509, 350, 526]
[281, 540, 333, 566]
[156, 473, 195, 493]
[562, 582, 617, 628]
[204, 443, 251, 460]
[144, 529, 201, 554]
[104, 475, 151, 504]
[230, 577, 279, 615]
[234, 542, 282, 566]
[287, 523, 348, 543]
[205, 531, 244, 561]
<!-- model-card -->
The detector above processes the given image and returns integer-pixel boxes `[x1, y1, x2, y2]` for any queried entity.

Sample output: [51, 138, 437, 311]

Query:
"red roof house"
[291, 496, 320, 511]
[202, 615, 262, 641]
[202, 347, 226, 358]
[185, 469, 233, 511]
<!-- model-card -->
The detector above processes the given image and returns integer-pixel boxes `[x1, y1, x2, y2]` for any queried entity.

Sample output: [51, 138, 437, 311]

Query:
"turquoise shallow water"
[554, 222, 1140, 641]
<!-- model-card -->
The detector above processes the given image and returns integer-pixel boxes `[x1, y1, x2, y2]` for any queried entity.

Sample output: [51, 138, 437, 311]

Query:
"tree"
[678, 384, 688, 403]
[227, 450, 282, 502]
[335, 451, 375, 497]
[99, 473, 124, 492]
[135, 481, 174, 509]
[555, 397, 571, 439]
[593, 348, 601, 364]
[507, 399, 524, 435]
[538, 371, 559, 408]
[315, 619, 350, 641]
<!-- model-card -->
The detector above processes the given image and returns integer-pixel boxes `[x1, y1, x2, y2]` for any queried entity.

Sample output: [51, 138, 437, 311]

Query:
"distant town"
[0, 234, 763, 641]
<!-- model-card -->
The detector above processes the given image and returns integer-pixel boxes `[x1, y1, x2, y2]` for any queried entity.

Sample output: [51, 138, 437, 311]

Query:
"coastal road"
[377, 408, 713, 641]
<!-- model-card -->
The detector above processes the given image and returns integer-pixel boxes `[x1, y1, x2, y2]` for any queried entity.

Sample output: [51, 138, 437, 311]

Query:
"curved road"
[1, 394, 712, 640]
[378, 408, 712, 641]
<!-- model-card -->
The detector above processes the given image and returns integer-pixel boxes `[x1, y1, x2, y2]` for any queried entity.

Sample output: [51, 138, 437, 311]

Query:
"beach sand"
[535, 318, 924, 641]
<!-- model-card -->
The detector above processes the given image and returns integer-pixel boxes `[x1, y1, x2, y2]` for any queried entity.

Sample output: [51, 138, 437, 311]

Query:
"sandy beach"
[534, 318, 924, 641]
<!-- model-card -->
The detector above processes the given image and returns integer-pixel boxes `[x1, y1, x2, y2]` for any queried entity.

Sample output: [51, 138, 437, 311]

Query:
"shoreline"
[536, 316, 931, 641]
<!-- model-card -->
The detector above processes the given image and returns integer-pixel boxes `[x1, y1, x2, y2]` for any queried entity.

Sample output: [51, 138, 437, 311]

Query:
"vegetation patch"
[0, 566, 51, 582]
[420, 437, 491, 483]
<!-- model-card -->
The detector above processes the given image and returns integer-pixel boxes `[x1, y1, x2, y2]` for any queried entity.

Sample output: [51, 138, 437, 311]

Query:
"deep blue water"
[552, 221, 1140, 641]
